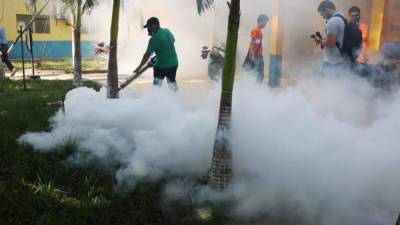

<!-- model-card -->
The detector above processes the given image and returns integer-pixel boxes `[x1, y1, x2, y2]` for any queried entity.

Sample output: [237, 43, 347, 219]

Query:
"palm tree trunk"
[107, 0, 121, 99]
[208, 0, 240, 190]
[72, 0, 83, 87]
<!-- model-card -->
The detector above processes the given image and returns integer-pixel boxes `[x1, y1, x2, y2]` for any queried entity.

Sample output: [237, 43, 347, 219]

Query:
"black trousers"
[0, 44, 14, 72]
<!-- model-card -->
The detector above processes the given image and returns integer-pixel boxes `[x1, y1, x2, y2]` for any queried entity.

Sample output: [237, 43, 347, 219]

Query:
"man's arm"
[134, 39, 154, 73]
[134, 52, 151, 73]
[249, 30, 261, 60]
[361, 24, 369, 43]
[323, 18, 342, 49]
[323, 34, 337, 48]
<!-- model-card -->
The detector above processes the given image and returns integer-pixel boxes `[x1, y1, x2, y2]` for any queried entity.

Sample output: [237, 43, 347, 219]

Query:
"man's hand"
[134, 52, 152, 74]
[324, 34, 337, 48]
[314, 38, 321, 45]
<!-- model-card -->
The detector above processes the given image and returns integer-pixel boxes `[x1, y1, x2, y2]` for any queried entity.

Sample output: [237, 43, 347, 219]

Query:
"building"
[0, 0, 96, 59]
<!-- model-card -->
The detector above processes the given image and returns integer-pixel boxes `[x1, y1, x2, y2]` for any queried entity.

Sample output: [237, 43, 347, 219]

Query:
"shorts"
[153, 65, 179, 91]
[153, 66, 178, 83]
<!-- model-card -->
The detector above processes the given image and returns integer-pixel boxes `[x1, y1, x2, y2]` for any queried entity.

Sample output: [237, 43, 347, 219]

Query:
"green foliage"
[24, 0, 37, 13]
[82, 0, 97, 14]
[196, 0, 215, 14]
[58, 0, 97, 14]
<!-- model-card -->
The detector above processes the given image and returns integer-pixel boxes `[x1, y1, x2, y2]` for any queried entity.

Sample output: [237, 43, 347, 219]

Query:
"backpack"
[334, 14, 362, 62]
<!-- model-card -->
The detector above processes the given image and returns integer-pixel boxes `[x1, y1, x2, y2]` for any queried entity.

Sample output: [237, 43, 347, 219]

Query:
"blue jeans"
[244, 56, 264, 83]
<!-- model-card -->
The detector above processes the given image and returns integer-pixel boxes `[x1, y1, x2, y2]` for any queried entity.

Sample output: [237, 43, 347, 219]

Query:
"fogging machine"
[119, 57, 157, 91]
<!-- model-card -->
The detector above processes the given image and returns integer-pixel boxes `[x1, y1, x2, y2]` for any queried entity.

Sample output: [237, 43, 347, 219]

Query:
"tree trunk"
[72, 0, 82, 87]
[208, 0, 240, 190]
[107, 0, 121, 99]
[0, 62, 5, 81]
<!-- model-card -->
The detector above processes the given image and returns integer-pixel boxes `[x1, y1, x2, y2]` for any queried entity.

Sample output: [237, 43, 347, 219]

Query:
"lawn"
[11, 58, 106, 73]
[0, 79, 234, 225]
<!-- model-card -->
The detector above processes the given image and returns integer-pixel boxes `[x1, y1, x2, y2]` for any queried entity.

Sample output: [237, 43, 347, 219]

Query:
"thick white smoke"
[19, 87, 218, 182]
[228, 78, 400, 224]
[19, 74, 400, 225]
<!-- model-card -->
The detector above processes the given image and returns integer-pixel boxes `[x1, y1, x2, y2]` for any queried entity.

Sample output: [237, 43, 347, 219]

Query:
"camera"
[310, 31, 324, 49]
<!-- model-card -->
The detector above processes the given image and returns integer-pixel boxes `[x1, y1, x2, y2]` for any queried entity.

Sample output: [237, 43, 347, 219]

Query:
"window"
[16, 14, 50, 33]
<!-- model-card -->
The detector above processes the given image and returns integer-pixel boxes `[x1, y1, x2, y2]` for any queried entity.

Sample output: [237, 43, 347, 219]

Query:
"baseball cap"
[143, 17, 160, 28]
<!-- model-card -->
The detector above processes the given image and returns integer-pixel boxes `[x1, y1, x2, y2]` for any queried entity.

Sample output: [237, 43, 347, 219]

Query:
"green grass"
[11, 58, 106, 72]
[0, 80, 235, 225]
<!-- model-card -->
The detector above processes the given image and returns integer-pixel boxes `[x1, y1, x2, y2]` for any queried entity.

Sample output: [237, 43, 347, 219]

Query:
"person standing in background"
[0, 25, 16, 77]
[243, 14, 269, 84]
[348, 6, 369, 65]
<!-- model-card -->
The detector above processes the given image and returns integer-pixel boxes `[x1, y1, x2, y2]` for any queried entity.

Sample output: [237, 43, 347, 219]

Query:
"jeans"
[255, 56, 265, 84]
[244, 56, 264, 84]
[0, 44, 14, 72]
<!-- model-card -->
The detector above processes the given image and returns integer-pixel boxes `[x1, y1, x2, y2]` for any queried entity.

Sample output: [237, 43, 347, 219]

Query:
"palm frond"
[60, 0, 75, 9]
[196, 0, 214, 15]
[83, 0, 98, 14]
[25, 0, 37, 13]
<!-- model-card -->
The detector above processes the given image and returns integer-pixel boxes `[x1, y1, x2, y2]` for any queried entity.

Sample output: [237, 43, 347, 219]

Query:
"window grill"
[16, 14, 50, 33]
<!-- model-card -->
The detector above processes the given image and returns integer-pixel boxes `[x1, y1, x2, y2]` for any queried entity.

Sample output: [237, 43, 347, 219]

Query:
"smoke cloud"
[19, 74, 400, 225]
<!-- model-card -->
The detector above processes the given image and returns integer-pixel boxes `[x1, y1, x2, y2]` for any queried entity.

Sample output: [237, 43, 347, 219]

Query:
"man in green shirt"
[134, 17, 179, 91]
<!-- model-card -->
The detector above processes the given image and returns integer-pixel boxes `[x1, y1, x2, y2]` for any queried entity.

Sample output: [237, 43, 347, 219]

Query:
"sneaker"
[10, 68, 17, 77]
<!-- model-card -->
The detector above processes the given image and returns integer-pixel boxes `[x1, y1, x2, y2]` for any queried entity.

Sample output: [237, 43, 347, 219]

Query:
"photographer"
[349, 6, 369, 66]
[316, 0, 347, 77]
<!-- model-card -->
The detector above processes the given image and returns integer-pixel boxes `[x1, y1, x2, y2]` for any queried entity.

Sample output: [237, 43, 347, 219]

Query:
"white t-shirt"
[324, 12, 345, 65]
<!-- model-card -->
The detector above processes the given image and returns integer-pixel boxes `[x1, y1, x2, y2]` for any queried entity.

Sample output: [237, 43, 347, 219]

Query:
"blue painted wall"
[8, 41, 95, 59]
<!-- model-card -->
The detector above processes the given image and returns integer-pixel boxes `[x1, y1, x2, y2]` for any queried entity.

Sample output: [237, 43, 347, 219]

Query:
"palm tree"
[197, 0, 241, 189]
[60, 0, 97, 87]
[107, 0, 121, 99]
[27, 0, 97, 87]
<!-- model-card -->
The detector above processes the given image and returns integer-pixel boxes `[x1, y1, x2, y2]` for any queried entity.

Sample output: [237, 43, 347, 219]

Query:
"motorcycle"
[201, 46, 225, 81]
